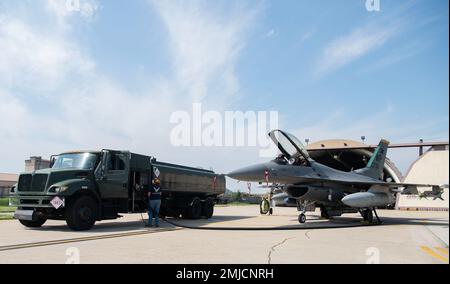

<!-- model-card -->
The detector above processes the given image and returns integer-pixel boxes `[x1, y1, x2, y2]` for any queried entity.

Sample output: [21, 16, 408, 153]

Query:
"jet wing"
[285, 176, 443, 195]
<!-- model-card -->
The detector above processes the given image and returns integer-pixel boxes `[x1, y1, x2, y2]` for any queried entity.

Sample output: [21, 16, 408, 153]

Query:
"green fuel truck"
[9, 150, 225, 231]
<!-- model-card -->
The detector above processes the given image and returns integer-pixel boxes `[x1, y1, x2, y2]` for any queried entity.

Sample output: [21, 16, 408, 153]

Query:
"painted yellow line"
[420, 246, 449, 263]
[0, 227, 182, 252]
[435, 247, 449, 255]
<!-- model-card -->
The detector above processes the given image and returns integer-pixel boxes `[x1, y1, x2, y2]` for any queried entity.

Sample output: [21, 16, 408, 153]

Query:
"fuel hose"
[161, 216, 378, 231]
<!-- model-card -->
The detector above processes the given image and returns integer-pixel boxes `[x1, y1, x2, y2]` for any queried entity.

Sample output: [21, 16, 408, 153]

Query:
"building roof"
[0, 173, 18, 182]
[307, 139, 449, 151]
[307, 139, 366, 150]
[307, 139, 403, 182]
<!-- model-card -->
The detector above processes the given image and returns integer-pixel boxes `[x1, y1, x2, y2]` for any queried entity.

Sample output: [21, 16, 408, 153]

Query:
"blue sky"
[0, 0, 448, 191]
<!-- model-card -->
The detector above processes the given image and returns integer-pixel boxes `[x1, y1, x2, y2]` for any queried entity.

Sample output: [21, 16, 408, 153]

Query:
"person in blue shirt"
[147, 178, 162, 227]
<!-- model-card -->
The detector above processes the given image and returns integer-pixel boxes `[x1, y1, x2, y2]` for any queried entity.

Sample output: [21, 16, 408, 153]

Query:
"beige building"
[396, 146, 449, 211]
[0, 173, 18, 198]
[25, 156, 50, 173]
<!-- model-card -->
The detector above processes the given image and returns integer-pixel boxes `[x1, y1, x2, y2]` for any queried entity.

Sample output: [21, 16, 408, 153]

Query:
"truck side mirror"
[100, 150, 109, 177]
[49, 155, 57, 168]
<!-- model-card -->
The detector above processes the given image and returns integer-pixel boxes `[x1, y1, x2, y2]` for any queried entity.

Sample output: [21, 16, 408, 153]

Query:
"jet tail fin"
[355, 139, 389, 180]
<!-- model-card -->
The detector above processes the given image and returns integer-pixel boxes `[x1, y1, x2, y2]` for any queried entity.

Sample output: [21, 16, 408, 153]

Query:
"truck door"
[97, 150, 130, 199]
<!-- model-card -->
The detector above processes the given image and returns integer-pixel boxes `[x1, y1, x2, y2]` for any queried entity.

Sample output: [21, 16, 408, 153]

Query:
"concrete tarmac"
[0, 206, 448, 264]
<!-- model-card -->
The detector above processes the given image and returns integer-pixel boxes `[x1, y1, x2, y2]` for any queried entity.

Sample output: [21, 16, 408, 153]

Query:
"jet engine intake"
[286, 186, 342, 202]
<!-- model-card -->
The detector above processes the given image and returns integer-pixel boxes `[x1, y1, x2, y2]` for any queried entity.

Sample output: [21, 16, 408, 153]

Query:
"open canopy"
[268, 130, 311, 161]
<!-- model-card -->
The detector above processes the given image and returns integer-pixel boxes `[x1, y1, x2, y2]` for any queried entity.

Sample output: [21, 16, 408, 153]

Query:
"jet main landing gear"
[361, 209, 373, 223]
[320, 207, 330, 219]
[360, 208, 382, 224]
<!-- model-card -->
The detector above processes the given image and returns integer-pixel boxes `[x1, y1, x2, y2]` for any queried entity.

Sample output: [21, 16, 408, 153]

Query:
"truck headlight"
[49, 186, 69, 193]
[9, 197, 18, 207]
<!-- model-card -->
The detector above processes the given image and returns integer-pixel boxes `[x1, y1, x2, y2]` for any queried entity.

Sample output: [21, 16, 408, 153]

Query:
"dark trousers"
[148, 199, 161, 226]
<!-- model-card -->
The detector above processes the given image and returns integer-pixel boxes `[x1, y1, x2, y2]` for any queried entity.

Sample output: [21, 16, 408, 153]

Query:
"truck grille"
[18, 174, 48, 192]
[18, 174, 32, 192]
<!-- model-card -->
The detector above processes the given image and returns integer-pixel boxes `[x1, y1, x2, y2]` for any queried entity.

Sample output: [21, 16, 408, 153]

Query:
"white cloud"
[360, 40, 429, 73]
[0, 0, 263, 178]
[265, 29, 275, 38]
[363, 49, 418, 73]
[301, 28, 316, 42]
[316, 25, 397, 75]
[0, 91, 28, 138]
[0, 15, 94, 93]
[46, 0, 99, 21]
[149, 0, 259, 102]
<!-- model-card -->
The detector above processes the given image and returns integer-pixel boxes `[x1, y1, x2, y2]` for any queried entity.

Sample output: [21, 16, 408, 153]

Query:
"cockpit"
[273, 153, 310, 166]
[269, 130, 311, 167]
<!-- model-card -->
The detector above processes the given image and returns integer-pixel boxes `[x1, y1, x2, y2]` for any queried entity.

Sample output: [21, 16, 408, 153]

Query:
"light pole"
[419, 139, 424, 156]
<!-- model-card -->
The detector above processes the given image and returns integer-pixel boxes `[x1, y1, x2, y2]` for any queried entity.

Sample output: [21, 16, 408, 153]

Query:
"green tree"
[235, 191, 242, 201]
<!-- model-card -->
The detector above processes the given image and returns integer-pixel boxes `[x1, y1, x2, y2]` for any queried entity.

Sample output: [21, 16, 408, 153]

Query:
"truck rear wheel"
[184, 198, 202, 219]
[19, 218, 46, 228]
[202, 198, 214, 219]
[66, 195, 98, 231]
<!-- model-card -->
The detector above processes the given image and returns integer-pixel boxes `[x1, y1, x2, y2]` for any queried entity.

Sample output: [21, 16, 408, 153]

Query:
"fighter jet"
[228, 130, 447, 224]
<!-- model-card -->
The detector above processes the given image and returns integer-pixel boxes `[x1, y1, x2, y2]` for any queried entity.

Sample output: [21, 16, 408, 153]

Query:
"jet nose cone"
[227, 168, 248, 181]
[227, 163, 268, 182]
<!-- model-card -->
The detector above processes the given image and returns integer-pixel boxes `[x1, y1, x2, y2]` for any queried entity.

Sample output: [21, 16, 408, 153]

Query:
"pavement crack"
[267, 237, 295, 264]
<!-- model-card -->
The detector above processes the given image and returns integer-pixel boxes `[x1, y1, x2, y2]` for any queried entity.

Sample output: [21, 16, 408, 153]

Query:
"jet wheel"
[362, 209, 373, 223]
[260, 198, 270, 215]
[298, 213, 306, 224]
[320, 207, 330, 219]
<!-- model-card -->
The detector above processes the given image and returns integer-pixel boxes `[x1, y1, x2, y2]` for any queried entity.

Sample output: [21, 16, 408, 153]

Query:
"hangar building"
[396, 145, 449, 211]
[307, 139, 403, 183]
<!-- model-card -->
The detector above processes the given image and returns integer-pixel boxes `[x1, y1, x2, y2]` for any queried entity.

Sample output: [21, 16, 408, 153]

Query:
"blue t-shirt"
[149, 185, 162, 200]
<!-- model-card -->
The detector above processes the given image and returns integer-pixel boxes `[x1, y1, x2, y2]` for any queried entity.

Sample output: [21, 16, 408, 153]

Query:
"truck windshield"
[52, 153, 99, 170]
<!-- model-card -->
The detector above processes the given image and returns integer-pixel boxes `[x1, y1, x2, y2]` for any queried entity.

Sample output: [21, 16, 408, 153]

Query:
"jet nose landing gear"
[298, 213, 306, 223]
[296, 200, 314, 224]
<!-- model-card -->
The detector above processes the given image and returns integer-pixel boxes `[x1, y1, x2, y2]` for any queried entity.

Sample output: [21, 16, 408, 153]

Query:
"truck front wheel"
[65, 196, 98, 231]
[19, 218, 46, 228]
